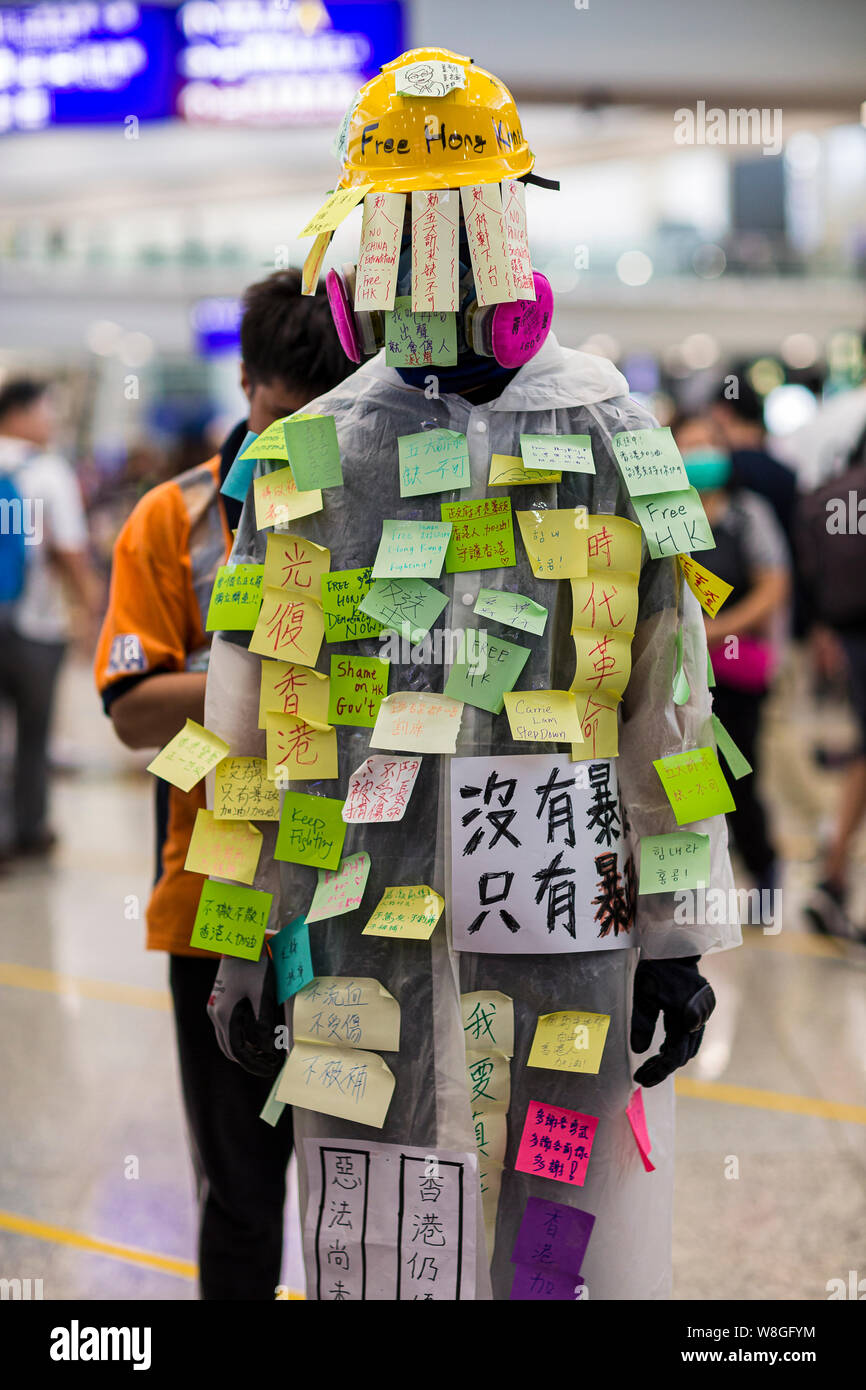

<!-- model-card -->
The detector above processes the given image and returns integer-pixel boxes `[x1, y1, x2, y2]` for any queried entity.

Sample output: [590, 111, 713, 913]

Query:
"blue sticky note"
[271, 915, 313, 1004]
[220, 430, 260, 502]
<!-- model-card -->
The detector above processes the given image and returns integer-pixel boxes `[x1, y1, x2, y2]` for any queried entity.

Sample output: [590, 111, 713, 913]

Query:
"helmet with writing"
[335, 46, 534, 193]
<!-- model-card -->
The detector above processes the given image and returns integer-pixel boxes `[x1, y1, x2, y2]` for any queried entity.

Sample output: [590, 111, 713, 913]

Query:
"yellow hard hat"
[335, 47, 535, 193]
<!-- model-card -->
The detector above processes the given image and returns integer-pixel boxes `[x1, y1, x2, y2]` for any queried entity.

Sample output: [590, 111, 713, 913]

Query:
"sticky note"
[371, 519, 453, 581]
[706, 647, 716, 688]
[362, 885, 445, 940]
[272, 917, 314, 1003]
[239, 417, 290, 462]
[571, 629, 632, 696]
[520, 434, 594, 474]
[631, 488, 715, 559]
[355, 191, 405, 312]
[511, 1196, 595, 1276]
[444, 630, 530, 714]
[284, 414, 342, 492]
[528, 1010, 610, 1076]
[488, 454, 560, 487]
[305, 851, 371, 923]
[570, 572, 638, 635]
[515, 1101, 599, 1188]
[298, 183, 373, 238]
[612, 427, 689, 496]
[184, 809, 262, 885]
[398, 429, 469, 497]
[386, 296, 457, 366]
[510, 1264, 586, 1302]
[264, 532, 330, 599]
[638, 831, 711, 894]
[258, 659, 330, 729]
[328, 654, 389, 727]
[205, 563, 264, 631]
[517, 508, 588, 579]
[301, 230, 331, 296]
[253, 467, 322, 529]
[370, 691, 463, 754]
[359, 577, 448, 643]
[461, 991, 514, 1056]
[504, 690, 583, 743]
[460, 183, 515, 306]
[213, 757, 280, 821]
[678, 553, 733, 618]
[474, 587, 547, 636]
[259, 1065, 288, 1126]
[653, 746, 736, 824]
[249, 587, 324, 667]
[274, 791, 347, 870]
[190, 879, 271, 959]
[276, 1040, 395, 1128]
[586, 513, 642, 575]
[711, 713, 753, 779]
[220, 429, 260, 501]
[342, 755, 422, 823]
[626, 1088, 656, 1172]
[293, 976, 400, 1052]
[501, 177, 535, 298]
[441, 497, 515, 572]
[395, 58, 466, 97]
[319, 566, 383, 643]
[410, 190, 459, 312]
[146, 718, 229, 794]
[265, 710, 338, 782]
[573, 689, 620, 760]
[673, 626, 691, 706]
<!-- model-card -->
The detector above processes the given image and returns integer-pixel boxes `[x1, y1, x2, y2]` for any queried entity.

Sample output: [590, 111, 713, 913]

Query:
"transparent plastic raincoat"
[204, 332, 740, 1300]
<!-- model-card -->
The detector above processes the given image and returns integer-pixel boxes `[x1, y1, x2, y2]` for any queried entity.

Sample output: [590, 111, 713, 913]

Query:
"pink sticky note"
[515, 1100, 598, 1188]
[626, 1087, 655, 1172]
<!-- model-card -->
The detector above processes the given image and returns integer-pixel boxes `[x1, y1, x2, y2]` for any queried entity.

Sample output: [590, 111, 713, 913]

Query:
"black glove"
[207, 949, 283, 1078]
[630, 955, 715, 1087]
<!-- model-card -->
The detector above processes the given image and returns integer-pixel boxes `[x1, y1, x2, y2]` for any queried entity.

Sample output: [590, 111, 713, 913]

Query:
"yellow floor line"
[675, 1077, 866, 1125]
[0, 1209, 195, 1279]
[0, 962, 171, 1012]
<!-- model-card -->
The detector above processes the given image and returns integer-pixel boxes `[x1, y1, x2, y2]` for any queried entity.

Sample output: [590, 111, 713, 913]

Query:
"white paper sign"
[411, 189, 459, 312]
[501, 178, 535, 299]
[355, 191, 406, 312]
[449, 753, 635, 955]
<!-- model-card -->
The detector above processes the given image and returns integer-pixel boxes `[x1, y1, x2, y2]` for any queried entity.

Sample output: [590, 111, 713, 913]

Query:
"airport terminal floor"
[1, 653, 864, 1302]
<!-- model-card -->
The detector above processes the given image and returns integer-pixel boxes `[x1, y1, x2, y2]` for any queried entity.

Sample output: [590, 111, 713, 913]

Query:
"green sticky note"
[673, 627, 691, 706]
[385, 296, 457, 367]
[520, 433, 595, 474]
[398, 429, 470, 498]
[206, 564, 264, 631]
[271, 914, 313, 1004]
[320, 566, 384, 642]
[359, 578, 449, 644]
[328, 654, 390, 727]
[711, 713, 753, 780]
[613, 427, 689, 496]
[284, 414, 342, 491]
[631, 488, 716, 559]
[260, 1063, 288, 1127]
[474, 587, 548, 636]
[274, 791, 347, 869]
[441, 497, 516, 572]
[371, 520, 453, 580]
[190, 879, 271, 960]
[653, 746, 736, 825]
[706, 648, 716, 688]
[638, 832, 711, 894]
[444, 629, 530, 714]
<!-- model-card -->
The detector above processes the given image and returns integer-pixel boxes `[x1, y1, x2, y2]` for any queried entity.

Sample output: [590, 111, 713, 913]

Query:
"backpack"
[0, 471, 28, 604]
[796, 458, 866, 631]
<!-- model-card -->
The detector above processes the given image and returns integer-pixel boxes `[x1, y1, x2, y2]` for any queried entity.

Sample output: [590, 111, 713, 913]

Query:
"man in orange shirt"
[95, 270, 351, 1299]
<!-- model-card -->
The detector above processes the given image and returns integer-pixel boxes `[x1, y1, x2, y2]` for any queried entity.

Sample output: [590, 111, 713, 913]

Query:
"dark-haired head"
[0, 377, 54, 447]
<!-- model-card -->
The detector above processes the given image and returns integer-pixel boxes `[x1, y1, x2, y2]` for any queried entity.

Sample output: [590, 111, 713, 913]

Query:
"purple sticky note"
[510, 1195, 595, 1276]
[510, 1263, 586, 1301]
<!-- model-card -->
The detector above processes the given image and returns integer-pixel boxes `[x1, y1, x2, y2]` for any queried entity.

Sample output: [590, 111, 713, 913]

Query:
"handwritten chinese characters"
[515, 1100, 599, 1188]
[342, 755, 421, 823]
[189, 879, 271, 959]
[441, 497, 515, 572]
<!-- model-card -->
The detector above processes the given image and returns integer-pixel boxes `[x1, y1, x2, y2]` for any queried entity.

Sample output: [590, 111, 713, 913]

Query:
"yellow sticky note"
[249, 586, 324, 667]
[503, 690, 583, 743]
[516, 508, 588, 579]
[488, 453, 560, 487]
[528, 1009, 611, 1076]
[586, 513, 642, 575]
[213, 757, 280, 821]
[258, 660, 330, 729]
[570, 571, 639, 636]
[411, 188, 459, 312]
[571, 629, 633, 697]
[276, 1040, 395, 1128]
[146, 718, 229, 794]
[653, 746, 736, 824]
[572, 689, 620, 760]
[362, 885, 445, 940]
[264, 532, 330, 599]
[678, 554, 733, 618]
[253, 467, 322, 530]
[370, 690, 463, 754]
[461, 991, 514, 1057]
[184, 809, 262, 885]
[293, 977, 401, 1052]
[298, 183, 373, 238]
[239, 417, 289, 462]
[356, 190, 406, 312]
[265, 711, 337, 782]
[460, 183, 515, 306]
[302, 230, 332, 295]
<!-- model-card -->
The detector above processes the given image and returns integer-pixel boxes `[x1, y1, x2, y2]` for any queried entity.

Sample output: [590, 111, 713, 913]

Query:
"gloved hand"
[630, 955, 715, 1087]
[207, 948, 283, 1077]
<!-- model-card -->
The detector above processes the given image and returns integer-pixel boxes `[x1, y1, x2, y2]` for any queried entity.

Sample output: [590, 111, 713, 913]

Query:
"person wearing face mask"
[672, 412, 790, 896]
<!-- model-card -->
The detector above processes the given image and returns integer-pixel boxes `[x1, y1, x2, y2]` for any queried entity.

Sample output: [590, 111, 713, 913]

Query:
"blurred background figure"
[0, 377, 99, 863]
[673, 411, 791, 893]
